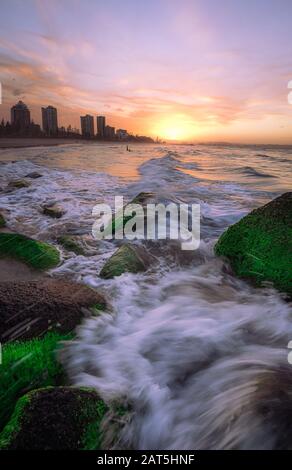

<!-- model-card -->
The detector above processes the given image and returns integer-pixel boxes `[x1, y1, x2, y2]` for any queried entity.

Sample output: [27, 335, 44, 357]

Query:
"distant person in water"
[126, 145, 131, 152]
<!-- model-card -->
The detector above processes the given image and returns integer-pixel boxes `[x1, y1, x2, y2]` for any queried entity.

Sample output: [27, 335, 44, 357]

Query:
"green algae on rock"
[0, 232, 60, 270]
[0, 387, 107, 450]
[100, 243, 152, 279]
[130, 192, 154, 205]
[7, 180, 30, 190]
[215, 192, 292, 295]
[91, 302, 108, 315]
[0, 333, 71, 431]
[57, 235, 86, 256]
[109, 191, 154, 236]
[43, 203, 65, 218]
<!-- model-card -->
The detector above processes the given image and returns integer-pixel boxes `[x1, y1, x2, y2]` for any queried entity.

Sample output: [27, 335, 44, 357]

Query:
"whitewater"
[0, 142, 291, 449]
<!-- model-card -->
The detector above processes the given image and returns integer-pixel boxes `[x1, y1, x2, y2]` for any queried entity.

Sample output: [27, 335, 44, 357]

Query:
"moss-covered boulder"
[7, 180, 30, 190]
[0, 279, 107, 343]
[100, 243, 153, 279]
[57, 235, 86, 256]
[43, 203, 65, 218]
[130, 192, 154, 204]
[0, 213, 5, 228]
[0, 232, 60, 270]
[215, 193, 292, 295]
[0, 333, 70, 430]
[0, 387, 107, 450]
[110, 192, 154, 236]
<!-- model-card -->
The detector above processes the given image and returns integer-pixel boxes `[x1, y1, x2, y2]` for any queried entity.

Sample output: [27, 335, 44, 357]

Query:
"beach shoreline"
[0, 137, 88, 149]
[0, 138, 157, 150]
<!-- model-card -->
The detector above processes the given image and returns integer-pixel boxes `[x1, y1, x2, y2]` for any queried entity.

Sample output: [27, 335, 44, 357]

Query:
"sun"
[152, 115, 197, 141]
[160, 126, 186, 141]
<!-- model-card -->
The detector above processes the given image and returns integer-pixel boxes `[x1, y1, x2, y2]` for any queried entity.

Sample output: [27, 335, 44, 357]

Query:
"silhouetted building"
[0, 119, 12, 137]
[104, 125, 115, 139]
[29, 121, 42, 137]
[97, 115, 106, 137]
[67, 125, 80, 136]
[57, 125, 80, 138]
[80, 114, 94, 137]
[58, 126, 66, 137]
[116, 128, 128, 140]
[11, 101, 30, 130]
[1, 101, 153, 141]
[42, 106, 58, 136]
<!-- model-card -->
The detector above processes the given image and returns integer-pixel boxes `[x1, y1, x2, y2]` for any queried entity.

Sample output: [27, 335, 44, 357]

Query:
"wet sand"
[0, 138, 83, 149]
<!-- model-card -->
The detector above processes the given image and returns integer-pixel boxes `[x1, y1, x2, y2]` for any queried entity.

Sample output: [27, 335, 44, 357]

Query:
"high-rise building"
[80, 114, 94, 137]
[42, 106, 58, 136]
[96, 116, 106, 137]
[104, 125, 115, 139]
[11, 101, 31, 130]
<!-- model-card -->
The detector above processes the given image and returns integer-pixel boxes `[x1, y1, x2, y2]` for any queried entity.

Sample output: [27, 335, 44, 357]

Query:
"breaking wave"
[1, 142, 292, 449]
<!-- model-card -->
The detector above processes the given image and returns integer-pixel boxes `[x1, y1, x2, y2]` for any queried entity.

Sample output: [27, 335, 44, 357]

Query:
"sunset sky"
[1, 0, 292, 143]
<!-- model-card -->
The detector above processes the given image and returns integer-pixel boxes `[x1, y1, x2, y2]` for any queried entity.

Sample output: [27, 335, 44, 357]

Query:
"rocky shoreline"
[0, 184, 291, 449]
[0, 179, 112, 447]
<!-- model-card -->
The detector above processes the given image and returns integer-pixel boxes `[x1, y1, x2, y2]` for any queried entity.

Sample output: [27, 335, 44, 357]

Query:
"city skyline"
[5, 100, 114, 136]
[1, 99, 155, 141]
[1, 1, 292, 143]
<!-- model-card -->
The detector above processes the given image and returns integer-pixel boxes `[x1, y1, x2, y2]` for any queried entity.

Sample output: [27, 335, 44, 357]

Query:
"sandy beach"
[0, 138, 83, 149]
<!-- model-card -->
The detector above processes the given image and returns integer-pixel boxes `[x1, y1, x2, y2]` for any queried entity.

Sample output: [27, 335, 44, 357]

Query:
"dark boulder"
[215, 193, 292, 295]
[57, 235, 86, 256]
[0, 213, 5, 228]
[100, 243, 154, 279]
[0, 387, 107, 450]
[0, 279, 107, 342]
[7, 180, 30, 190]
[43, 203, 66, 218]
[25, 172, 42, 179]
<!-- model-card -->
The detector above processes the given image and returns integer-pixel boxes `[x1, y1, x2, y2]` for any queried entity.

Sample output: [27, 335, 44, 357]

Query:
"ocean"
[0, 142, 292, 449]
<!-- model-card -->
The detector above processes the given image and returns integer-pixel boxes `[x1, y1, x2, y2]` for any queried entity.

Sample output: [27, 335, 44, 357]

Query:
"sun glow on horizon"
[152, 115, 198, 142]
[1, 2, 292, 144]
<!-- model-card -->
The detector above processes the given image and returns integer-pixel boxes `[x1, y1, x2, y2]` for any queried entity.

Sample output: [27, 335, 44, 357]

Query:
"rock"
[0, 213, 5, 228]
[57, 235, 86, 256]
[0, 387, 107, 450]
[253, 365, 292, 450]
[111, 192, 154, 235]
[43, 203, 66, 219]
[25, 172, 42, 179]
[215, 192, 292, 295]
[0, 332, 69, 430]
[7, 179, 30, 190]
[100, 243, 153, 279]
[0, 232, 60, 270]
[130, 191, 154, 205]
[0, 279, 107, 342]
[0, 259, 44, 282]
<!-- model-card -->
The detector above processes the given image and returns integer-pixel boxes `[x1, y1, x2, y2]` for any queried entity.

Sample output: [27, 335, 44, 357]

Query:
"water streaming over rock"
[1, 142, 291, 449]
